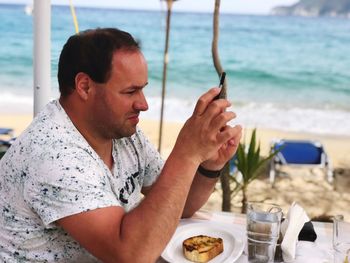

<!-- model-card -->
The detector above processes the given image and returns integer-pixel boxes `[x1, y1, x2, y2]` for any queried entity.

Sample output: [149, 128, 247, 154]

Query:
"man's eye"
[126, 90, 136, 94]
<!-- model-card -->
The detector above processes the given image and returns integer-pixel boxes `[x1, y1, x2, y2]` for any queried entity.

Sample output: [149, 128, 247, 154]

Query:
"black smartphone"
[214, 72, 226, 100]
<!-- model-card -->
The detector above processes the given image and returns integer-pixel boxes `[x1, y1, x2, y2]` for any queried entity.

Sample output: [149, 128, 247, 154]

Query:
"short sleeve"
[24, 148, 121, 226]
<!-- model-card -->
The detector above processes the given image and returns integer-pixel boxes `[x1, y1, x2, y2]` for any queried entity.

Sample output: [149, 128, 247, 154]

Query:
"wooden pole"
[212, 0, 232, 212]
[158, 0, 174, 153]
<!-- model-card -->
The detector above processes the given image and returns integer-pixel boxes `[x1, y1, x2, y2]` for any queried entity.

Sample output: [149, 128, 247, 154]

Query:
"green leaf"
[231, 128, 285, 212]
[235, 143, 246, 179]
[247, 129, 257, 175]
[250, 143, 260, 175]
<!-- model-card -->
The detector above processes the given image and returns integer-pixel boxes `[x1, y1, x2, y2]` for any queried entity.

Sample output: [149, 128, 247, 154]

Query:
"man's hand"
[200, 123, 242, 171]
[173, 88, 242, 170]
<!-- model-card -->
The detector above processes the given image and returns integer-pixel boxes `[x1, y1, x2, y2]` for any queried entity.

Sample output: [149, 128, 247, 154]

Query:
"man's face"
[89, 50, 149, 139]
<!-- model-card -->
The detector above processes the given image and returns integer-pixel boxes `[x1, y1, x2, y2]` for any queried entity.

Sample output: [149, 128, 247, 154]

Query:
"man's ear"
[75, 72, 91, 100]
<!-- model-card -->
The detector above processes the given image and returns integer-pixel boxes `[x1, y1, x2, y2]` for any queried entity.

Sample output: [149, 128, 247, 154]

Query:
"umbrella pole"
[33, 0, 51, 117]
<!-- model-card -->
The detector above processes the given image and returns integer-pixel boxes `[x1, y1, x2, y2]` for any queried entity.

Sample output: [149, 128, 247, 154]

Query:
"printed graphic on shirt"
[119, 172, 139, 204]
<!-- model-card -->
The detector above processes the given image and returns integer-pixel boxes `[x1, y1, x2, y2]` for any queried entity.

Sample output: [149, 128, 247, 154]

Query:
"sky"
[0, 0, 298, 14]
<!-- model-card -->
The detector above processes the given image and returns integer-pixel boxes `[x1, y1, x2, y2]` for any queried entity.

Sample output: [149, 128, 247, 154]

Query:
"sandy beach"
[1, 114, 349, 220]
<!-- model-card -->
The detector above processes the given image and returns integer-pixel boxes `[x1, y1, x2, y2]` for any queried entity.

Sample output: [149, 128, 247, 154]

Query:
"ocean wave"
[142, 97, 350, 136]
[0, 93, 33, 114]
[232, 102, 350, 136]
[1, 93, 349, 136]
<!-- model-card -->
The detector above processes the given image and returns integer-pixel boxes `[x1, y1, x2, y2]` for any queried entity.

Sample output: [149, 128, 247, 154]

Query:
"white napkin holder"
[280, 202, 310, 262]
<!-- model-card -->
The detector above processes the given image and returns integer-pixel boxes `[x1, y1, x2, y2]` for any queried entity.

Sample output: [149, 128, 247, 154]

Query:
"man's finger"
[193, 88, 221, 116]
[216, 125, 242, 146]
[210, 111, 236, 132]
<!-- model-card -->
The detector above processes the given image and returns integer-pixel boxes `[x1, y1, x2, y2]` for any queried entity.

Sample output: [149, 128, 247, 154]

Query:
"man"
[0, 28, 241, 262]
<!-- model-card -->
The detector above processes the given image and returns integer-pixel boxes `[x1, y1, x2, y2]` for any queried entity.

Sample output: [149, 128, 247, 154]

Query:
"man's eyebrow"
[128, 82, 148, 89]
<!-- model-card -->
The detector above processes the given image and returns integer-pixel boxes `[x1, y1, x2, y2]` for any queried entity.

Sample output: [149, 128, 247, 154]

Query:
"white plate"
[161, 222, 245, 263]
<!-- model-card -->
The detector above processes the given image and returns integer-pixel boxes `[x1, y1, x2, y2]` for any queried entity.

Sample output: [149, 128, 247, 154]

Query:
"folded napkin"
[280, 202, 310, 262]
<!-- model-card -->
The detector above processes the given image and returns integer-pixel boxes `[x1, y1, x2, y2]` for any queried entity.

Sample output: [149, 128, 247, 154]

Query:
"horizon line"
[0, 2, 275, 16]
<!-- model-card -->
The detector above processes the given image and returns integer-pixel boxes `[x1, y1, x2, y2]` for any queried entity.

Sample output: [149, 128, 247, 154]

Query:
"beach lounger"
[229, 155, 245, 185]
[0, 127, 15, 159]
[229, 156, 237, 175]
[0, 128, 14, 137]
[269, 139, 333, 184]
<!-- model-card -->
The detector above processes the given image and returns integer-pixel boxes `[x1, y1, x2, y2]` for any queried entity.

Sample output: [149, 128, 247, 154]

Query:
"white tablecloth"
[158, 210, 335, 263]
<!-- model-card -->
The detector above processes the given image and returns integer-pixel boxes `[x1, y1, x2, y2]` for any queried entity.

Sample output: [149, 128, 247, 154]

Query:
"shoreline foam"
[2, 95, 350, 136]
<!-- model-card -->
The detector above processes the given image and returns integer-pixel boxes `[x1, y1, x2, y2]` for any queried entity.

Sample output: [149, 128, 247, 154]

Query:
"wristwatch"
[197, 165, 222, 178]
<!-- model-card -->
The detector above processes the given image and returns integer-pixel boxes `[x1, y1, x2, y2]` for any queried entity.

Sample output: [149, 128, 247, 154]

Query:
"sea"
[1, 4, 350, 136]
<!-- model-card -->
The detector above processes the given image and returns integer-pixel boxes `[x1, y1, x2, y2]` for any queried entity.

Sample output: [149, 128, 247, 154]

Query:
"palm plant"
[233, 129, 279, 213]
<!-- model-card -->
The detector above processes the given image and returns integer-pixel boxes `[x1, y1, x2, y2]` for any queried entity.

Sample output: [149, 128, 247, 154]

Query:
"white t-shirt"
[0, 100, 164, 262]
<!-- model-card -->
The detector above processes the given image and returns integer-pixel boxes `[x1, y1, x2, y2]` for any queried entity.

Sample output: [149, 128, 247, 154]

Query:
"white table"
[158, 209, 335, 263]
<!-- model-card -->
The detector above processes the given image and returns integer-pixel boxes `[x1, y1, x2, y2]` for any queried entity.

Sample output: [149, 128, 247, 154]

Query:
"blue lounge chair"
[269, 139, 333, 184]
[0, 128, 14, 137]
[229, 156, 237, 175]
[0, 127, 15, 159]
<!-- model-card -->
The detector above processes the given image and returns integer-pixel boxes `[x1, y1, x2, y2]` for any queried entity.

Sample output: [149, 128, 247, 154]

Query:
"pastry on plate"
[182, 235, 224, 263]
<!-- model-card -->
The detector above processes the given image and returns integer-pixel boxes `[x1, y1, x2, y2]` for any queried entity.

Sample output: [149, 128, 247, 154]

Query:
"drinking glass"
[246, 202, 282, 263]
[333, 215, 350, 263]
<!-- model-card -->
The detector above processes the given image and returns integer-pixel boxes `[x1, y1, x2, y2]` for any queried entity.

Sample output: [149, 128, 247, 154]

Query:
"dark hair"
[58, 28, 140, 97]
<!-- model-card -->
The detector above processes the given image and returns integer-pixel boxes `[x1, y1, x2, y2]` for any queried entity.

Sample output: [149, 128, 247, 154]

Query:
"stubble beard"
[110, 121, 137, 139]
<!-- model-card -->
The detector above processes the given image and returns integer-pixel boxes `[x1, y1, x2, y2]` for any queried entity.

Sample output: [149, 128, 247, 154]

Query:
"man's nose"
[134, 92, 149, 111]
